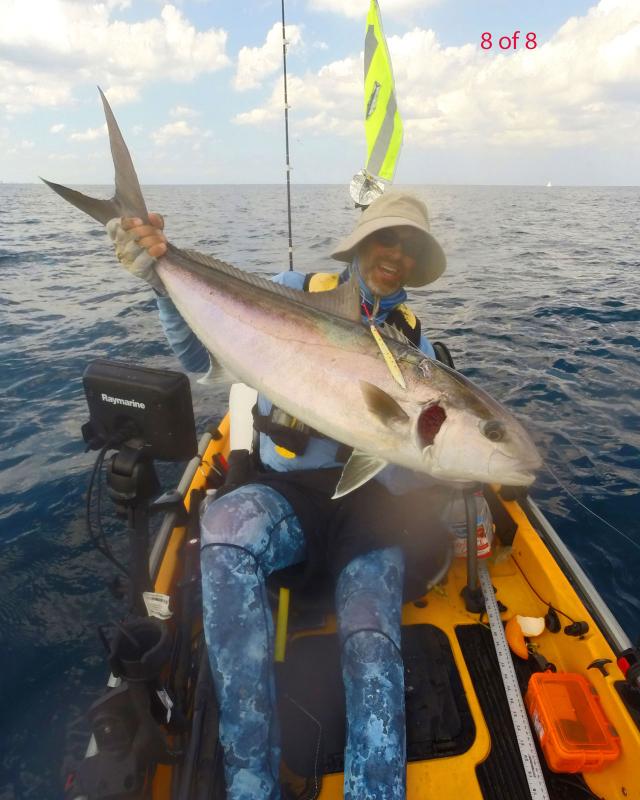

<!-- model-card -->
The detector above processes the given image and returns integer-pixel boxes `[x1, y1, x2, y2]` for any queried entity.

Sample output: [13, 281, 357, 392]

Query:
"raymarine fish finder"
[82, 359, 198, 461]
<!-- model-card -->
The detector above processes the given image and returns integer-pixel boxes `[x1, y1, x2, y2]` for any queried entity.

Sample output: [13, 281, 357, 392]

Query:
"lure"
[361, 300, 406, 390]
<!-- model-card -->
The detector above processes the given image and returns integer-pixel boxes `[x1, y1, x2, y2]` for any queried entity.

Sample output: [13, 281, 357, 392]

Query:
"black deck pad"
[276, 623, 475, 782]
[456, 623, 603, 800]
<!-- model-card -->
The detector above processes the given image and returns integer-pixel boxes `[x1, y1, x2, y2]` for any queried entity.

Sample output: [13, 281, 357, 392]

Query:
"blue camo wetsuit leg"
[200, 483, 406, 800]
[337, 548, 406, 800]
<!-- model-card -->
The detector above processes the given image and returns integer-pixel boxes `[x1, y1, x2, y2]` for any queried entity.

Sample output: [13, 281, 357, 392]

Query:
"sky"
[0, 0, 638, 185]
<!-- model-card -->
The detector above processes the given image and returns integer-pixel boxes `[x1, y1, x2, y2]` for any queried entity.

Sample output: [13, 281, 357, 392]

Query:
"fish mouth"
[487, 448, 542, 487]
[497, 469, 537, 487]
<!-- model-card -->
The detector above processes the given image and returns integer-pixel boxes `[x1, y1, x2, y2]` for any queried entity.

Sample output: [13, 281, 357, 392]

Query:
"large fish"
[43, 89, 541, 496]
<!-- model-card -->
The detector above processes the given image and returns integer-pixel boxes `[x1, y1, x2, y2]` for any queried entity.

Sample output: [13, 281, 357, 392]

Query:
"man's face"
[357, 225, 423, 296]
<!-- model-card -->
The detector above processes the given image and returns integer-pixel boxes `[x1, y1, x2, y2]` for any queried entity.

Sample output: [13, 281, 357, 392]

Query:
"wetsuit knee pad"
[337, 549, 404, 652]
[338, 595, 403, 652]
[342, 629, 402, 666]
[200, 484, 280, 551]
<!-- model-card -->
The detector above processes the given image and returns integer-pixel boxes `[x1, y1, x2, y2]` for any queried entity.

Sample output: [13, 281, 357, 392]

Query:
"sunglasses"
[370, 228, 423, 260]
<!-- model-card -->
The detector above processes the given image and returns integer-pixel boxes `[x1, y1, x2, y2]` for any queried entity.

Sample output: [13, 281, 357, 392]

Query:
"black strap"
[252, 405, 312, 455]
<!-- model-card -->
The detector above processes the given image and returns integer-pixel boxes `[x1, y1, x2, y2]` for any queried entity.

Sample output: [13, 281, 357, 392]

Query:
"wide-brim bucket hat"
[330, 191, 446, 287]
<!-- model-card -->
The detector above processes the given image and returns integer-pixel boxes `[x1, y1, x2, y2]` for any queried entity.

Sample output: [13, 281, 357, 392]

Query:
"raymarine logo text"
[101, 393, 146, 410]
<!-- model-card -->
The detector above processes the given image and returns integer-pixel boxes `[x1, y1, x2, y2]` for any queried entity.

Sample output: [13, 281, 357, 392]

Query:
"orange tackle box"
[525, 671, 621, 773]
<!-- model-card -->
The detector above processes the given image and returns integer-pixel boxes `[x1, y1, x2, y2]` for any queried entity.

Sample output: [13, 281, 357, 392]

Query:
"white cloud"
[233, 107, 276, 125]
[0, 1, 230, 113]
[236, 0, 640, 153]
[233, 54, 360, 126]
[0, 59, 72, 115]
[153, 120, 195, 145]
[104, 84, 140, 106]
[170, 105, 199, 118]
[309, 0, 439, 19]
[392, 0, 640, 149]
[5, 137, 36, 155]
[50, 123, 65, 133]
[152, 119, 211, 148]
[70, 124, 107, 141]
[234, 22, 302, 91]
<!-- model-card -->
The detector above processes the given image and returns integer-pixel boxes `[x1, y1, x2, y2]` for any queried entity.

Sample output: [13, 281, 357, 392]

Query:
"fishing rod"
[280, 0, 294, 270]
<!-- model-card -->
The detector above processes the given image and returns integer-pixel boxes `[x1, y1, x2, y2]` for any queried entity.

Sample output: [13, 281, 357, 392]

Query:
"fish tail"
[40, 88, 148, 226]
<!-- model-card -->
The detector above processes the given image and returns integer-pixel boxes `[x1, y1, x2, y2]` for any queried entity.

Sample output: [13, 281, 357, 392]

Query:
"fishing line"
[510, 415, 639, 553]
[511, 556, 576, 624]
[544, 463, 640, 554]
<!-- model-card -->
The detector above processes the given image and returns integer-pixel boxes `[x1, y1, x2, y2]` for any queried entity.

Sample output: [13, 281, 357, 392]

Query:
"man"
[110, 192, 450, 800]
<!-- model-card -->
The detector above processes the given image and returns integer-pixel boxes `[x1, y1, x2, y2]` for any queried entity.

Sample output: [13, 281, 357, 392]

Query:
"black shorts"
[250, 467, 452, 601]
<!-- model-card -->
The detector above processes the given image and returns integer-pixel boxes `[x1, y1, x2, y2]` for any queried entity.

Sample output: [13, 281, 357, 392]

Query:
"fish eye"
[482, 420, 506, 442]
[418, 403, 446, 446]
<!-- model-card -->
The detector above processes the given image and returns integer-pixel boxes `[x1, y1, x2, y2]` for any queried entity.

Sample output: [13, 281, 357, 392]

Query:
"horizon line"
[3, 181, 640, 189]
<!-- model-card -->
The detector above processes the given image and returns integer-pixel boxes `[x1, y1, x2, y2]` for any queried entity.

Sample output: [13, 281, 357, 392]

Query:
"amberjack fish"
[43, 89, 541, 497]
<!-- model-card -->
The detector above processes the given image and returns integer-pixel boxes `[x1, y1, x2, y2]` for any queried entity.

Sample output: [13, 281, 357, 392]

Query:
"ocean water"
[1, 183, 639, 798]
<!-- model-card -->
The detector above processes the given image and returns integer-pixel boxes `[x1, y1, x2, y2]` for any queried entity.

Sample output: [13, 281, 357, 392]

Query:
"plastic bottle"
[443, 489, 494, 559]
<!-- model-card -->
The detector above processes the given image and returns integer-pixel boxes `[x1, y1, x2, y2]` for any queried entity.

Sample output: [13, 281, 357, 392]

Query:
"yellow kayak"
[67, 413, 640, 800]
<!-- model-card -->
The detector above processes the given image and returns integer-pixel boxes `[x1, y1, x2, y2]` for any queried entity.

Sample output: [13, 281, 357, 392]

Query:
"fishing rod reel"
[82, 358, 198, 614]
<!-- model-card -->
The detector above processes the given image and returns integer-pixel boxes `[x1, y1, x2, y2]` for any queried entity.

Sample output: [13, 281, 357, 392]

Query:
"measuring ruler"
[478, 561, 550, 800]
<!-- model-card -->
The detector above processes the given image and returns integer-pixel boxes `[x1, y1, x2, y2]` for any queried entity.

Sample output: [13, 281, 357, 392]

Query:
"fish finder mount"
[82, 358, 198, 614]
[105, 440, 160, 614]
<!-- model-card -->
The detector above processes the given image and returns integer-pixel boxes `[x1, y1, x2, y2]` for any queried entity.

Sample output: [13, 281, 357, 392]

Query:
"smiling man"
[324, 192, 446, 343]
[112, 191, 450, 800]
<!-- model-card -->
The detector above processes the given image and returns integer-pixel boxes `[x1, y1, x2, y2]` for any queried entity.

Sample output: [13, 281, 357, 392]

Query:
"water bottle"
[443, 489, 494, 559]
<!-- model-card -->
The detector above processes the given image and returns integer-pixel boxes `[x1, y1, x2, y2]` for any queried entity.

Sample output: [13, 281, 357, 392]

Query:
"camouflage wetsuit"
[201, 485, 405, 799]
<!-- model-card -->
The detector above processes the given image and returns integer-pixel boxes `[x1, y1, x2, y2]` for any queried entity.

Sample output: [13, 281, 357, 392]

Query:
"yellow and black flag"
[363, 0, 403, 183]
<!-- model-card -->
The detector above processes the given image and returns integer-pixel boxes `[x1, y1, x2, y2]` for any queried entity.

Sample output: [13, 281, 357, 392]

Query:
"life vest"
[254, 271, 423, 458]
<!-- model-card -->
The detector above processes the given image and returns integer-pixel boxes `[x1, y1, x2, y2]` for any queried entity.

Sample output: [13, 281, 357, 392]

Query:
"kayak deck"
[275, 550, 640, 800]
[148, 426, 640, 800]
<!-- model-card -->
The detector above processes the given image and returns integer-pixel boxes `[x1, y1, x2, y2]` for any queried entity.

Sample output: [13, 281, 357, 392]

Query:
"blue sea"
[1, 183, 639, 798]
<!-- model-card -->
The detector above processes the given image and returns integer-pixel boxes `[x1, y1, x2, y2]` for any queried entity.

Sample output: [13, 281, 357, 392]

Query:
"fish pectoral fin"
[359, 380, 410, 428]
[196, 353, 236, 386]
[332, 450, 388, 499]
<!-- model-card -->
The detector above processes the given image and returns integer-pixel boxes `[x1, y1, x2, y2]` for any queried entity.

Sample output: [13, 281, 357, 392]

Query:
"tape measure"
[478, 561, 550, 800]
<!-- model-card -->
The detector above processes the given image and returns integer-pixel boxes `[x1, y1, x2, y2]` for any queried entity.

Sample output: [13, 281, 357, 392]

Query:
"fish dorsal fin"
[332, 450, 388, 498]
[307, 270, 361, 323]
[177, 247, 361, 323]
